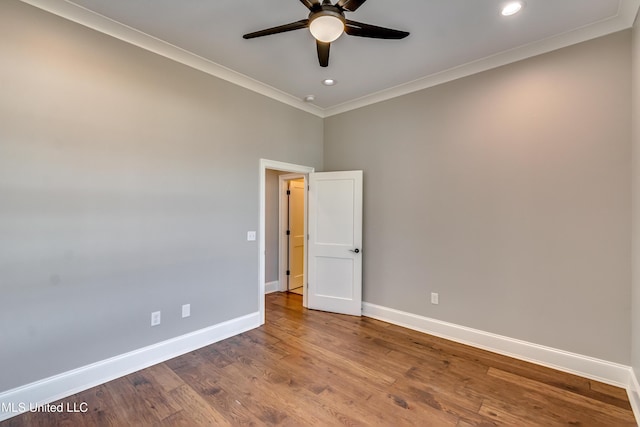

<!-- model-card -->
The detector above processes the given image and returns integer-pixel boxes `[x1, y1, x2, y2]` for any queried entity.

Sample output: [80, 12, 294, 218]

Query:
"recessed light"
[501, 1, 523, 16]
[322, 79, 337, 86]
[304, 95, 315, 102]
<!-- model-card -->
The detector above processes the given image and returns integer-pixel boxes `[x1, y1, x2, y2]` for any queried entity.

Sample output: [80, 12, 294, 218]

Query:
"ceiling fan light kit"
[309, 13, 345, 43]
[243, 0, 409, 67]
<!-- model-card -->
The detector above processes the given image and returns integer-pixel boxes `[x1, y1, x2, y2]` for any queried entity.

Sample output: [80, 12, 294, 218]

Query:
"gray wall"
[1, 0, 636, 395]
[324, 31, 632, 364]
[0, 0, 322, 392]
[265, 169, 283, 284]
[632, 12, 640, 383]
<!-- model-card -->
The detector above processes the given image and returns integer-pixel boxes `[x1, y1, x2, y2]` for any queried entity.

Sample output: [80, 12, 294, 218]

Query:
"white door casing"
[307, 171, 363, 316]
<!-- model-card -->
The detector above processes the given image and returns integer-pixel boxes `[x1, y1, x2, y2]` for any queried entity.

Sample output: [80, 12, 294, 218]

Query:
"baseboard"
[265, 280, 279, 294]
[0, 311, 261, 422]
[362, 302, 632, 388]
[628, 368, 640, 425]
[2, 306, 635, 424]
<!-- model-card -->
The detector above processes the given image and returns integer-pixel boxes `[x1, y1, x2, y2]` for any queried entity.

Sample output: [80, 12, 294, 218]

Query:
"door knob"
[350, 248, 360, 254]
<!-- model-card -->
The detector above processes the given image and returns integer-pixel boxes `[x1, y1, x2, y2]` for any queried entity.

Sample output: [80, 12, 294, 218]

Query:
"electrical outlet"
[247, 231, 256, 241]
[431, 292, 439, 305]
[151, 311, 161, 326]
[182, 304, 191, 318]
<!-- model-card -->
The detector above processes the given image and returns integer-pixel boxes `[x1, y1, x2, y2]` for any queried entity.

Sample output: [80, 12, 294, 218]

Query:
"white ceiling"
[22, 0, 640, 117]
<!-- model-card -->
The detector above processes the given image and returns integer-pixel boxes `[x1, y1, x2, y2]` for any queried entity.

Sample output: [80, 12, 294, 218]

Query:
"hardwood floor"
[2, 292, 636, 426]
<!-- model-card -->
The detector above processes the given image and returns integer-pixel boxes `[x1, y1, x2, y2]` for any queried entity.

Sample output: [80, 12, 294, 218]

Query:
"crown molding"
[20, 0, 640, 119]
[19, 0, 326, 118]
[323, 0, 640, 117]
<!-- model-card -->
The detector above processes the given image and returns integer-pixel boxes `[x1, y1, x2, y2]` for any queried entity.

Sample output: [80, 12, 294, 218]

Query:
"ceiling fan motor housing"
[309, 4, 345, 20]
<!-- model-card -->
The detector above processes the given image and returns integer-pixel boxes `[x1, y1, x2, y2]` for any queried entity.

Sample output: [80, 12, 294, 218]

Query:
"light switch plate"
[247, 231, 256, 241]
[151, 311, 161, 326]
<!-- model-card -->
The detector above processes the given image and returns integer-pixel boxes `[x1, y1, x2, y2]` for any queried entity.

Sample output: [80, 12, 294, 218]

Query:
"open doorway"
[259, 159, 314, 325]
[281, 176, 306, 296]
[260, 159, 364, 324]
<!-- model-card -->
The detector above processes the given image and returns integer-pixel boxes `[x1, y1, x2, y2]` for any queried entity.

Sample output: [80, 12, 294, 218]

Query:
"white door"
[288, 179, 305, 293]
[308, 171, 363, 316]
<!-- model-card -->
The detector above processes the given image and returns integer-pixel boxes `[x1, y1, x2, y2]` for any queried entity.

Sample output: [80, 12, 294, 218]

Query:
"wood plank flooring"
[2, 292, 636, 426]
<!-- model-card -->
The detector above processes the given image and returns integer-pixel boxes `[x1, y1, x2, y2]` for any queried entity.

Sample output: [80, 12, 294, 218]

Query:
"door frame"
[259, 159, 314, 325]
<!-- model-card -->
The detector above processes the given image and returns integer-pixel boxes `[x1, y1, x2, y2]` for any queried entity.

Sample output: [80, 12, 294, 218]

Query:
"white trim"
[363, 302, 632, 388]
[629, 369, 640, 425]
[259, 160, 315, 325]
[265, 280, 279, 294]
[19, 0, 324, 118]
[20, 0, 640, 118]
[0, 311, 260, 422]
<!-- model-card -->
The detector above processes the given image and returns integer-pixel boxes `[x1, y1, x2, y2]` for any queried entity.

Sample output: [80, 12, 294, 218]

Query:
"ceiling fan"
[243, 0, 409, 67]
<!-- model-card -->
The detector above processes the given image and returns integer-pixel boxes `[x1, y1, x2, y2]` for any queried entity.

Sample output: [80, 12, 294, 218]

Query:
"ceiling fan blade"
[299, 0, 321, 11]
[243, 19, 309, 39]
[336, 0, 367, 12]
[316, 41, 330, 67]
[345, 20, 409, 39]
